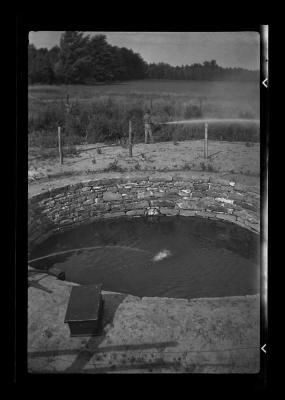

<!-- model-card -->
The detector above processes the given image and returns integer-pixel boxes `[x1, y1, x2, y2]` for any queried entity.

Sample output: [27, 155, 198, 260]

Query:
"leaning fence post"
[129, 120, 133, 157]
[204, 122, 208, 159]
[58, 125, 63, 165]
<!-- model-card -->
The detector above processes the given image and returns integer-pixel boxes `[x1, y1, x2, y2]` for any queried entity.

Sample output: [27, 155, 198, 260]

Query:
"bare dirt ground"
[28, 140, 260, 189]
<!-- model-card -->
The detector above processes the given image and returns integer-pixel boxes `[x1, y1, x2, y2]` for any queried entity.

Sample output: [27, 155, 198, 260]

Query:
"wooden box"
[64, 284, 104, 337]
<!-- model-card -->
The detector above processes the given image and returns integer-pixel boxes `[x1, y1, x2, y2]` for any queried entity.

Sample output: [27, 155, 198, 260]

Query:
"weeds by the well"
[103, 159, 125, 172]
[182, 162, 193, 171]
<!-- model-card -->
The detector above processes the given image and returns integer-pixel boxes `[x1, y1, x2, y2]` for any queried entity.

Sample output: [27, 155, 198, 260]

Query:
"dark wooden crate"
[64, 284, 103, 337]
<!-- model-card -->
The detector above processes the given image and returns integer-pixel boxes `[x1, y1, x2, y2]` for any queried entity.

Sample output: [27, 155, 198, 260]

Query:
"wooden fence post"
[58, 125, 63, 165]
[204, 122, 208, 159]
[129, 120, 133, 157]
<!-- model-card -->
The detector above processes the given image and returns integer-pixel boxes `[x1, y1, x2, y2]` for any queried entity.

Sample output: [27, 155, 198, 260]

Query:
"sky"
[29, 31, 260, 70]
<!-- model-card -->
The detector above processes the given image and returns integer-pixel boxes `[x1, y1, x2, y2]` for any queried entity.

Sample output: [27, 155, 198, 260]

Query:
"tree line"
[28, 31, 259, 84]
[147, 60, 259, 81]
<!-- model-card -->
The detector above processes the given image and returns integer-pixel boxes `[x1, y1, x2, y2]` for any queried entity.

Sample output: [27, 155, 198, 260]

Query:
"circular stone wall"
[28, 174, 260, 254]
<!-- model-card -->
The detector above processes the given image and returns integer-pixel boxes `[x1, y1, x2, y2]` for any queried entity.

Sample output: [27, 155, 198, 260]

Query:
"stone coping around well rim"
[28, 171, 260, 199]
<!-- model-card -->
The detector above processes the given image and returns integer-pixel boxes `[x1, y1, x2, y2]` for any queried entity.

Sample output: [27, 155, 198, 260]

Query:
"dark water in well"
[29, 216, 260, 299]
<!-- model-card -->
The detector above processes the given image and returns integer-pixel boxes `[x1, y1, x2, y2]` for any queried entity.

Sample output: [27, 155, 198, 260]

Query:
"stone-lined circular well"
[28, 174, 260, 254]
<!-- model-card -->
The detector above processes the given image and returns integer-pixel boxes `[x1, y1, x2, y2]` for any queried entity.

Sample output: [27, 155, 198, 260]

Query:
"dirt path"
[28, 140, 260, 190]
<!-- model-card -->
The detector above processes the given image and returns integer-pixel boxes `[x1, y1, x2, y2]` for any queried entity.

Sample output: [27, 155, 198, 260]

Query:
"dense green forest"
[28, 31, 259, 84]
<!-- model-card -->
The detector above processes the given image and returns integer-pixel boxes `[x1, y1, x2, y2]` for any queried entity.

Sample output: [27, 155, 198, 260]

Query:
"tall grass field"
[28, 80, 260, 148]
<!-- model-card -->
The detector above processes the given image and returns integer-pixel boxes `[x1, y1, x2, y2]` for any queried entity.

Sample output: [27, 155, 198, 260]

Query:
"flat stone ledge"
[28, 274, 260, 374]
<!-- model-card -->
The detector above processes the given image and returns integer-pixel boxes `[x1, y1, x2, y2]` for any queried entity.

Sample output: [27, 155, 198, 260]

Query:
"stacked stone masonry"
[28, 175, 260, 252]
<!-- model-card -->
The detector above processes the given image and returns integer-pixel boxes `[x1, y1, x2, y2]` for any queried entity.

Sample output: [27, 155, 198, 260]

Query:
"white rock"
[215, 197, 234, 204]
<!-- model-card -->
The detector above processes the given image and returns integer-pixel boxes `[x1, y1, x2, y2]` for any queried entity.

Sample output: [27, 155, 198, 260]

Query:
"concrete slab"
[28, 273, 260, 374]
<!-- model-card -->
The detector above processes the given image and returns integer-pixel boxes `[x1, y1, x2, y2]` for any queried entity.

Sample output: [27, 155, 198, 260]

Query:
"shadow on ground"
[28, 290, 178, 373]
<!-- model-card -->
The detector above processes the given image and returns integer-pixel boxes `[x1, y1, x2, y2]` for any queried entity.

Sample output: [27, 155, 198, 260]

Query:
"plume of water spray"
[160, 118, 260, 125]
